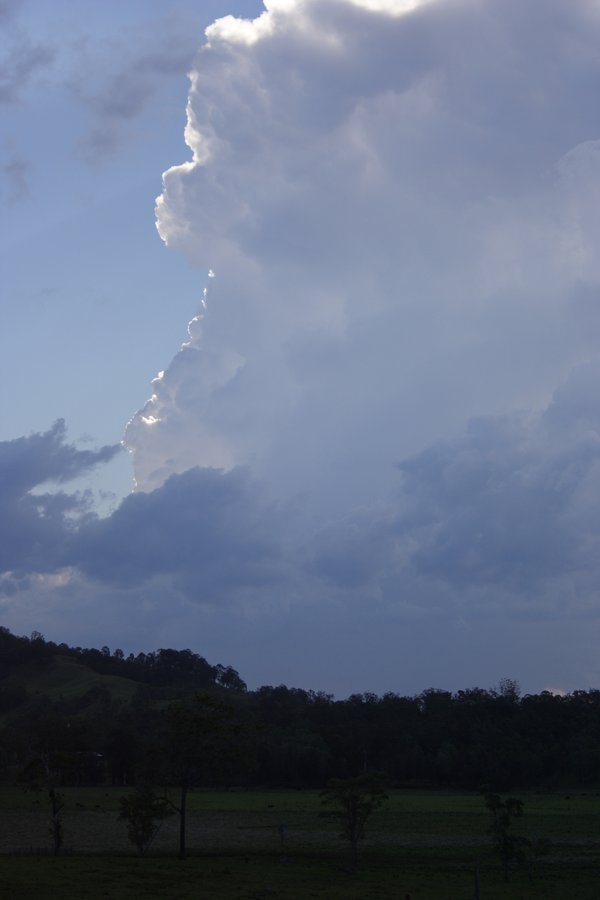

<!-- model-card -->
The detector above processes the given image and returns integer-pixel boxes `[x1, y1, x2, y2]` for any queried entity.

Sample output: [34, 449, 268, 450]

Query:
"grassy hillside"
[2, 654, 139, 705]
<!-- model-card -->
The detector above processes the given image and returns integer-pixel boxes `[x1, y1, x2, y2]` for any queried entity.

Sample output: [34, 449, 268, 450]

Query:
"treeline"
[250, 681, 600, 789]
[1, 627, 600, 791]
[0, 626, 246, 691]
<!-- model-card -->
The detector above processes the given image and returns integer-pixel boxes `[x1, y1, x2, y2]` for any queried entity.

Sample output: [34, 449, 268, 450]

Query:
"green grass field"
[1, 788, 599, 899]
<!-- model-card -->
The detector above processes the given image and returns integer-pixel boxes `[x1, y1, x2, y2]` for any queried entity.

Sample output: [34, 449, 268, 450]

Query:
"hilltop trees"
[4, 628, 600, 798]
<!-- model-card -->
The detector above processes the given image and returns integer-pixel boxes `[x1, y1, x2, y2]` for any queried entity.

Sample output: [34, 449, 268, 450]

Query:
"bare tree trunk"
[48, 787, 64, 856]
[179, 781, 188, 860]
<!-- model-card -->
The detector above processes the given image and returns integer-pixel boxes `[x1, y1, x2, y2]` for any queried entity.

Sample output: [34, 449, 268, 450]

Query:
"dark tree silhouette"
[118, 785, 173, 856]
[162, 692, 238, 859]
[484, 792, 525, 882]
[320, 773, 388, 867]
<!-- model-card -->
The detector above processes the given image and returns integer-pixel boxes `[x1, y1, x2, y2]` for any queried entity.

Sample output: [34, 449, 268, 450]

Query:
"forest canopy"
[1, 627, 599, 792]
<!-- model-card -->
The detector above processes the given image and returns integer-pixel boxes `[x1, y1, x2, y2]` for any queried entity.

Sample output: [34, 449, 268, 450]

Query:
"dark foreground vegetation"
[1, 626, 600, 897]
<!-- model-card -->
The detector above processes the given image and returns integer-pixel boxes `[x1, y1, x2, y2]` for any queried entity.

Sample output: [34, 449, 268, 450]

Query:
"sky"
[3, 0, 600, 698]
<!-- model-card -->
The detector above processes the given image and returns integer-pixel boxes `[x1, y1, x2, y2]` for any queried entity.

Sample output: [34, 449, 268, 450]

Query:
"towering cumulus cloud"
[119, 0, 600, 691]
[128, 0, 600, 520]
[5, 0, 600, 693]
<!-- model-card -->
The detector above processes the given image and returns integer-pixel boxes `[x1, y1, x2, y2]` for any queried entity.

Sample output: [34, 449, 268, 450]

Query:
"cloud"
[2, 152, 31, 202]
[126, 0, 600, 520]
[122, 0, 600, 622]
[0, 420, 120, 495]
[313, 366, 600, 601]
[0, 421, 121, 578]
[308, 355, 600, 608]
[4, 366, 600, 696]
[0, 24, 54, 104]
[5, 357, 600, 616]
[0, 424, 293, 611]
[0, 0, 24, 24]
[5, 0, 600, 693]
[72, 465, 292, 603]
[68, 13, 204, 160]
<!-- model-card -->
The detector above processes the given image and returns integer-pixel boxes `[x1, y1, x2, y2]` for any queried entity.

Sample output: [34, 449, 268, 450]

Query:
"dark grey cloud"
[0, 488, 83, 579]
[396, 418, 592, 592]
[0, 420, 121, 497]
[3, 360, 600, 694]
[311, 361, 600, 606]
[0, 421, 291, 603]
[7, 360, 600, 616]
[0, 421, 121, 577]
[72, 465, 290, 601]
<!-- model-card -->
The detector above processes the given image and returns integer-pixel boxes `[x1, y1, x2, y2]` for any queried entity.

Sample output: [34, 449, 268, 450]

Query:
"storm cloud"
[72, 465, 292, 602]
[313, 363, 600, 610]
[4, 0, 600, 693]
[128, 0, 600, 516]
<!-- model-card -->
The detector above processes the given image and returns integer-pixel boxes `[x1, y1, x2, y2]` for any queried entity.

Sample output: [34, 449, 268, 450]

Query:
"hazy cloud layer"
[67, 12, 205, 160]
[0, 18, 54, 103]
[2, 151, 30, 202]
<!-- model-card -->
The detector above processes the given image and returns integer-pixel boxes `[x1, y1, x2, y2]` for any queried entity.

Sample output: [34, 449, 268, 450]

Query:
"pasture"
[1, 788, 599, 899]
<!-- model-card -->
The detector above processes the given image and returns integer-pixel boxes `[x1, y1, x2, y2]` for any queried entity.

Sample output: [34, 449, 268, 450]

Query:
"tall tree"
[161, 692, 238, 859]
